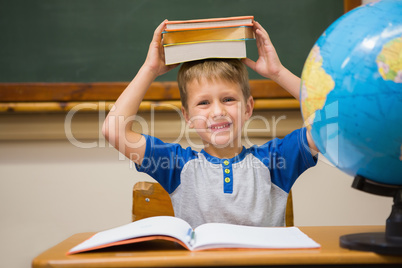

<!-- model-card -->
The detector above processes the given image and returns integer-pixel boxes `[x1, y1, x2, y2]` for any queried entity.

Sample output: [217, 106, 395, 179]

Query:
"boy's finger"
[254, 21, 268, 36]
[153, 19, 167, 41]
[254, 21, 273, 45]
[241, 58, 257, 71]
[255, 29, 265, 50]
[255, 29, 268, 57]
[254, 26, 268, 51]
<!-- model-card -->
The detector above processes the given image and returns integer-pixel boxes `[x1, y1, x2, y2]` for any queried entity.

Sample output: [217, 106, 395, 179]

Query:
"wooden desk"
[33, 226, 402, 268]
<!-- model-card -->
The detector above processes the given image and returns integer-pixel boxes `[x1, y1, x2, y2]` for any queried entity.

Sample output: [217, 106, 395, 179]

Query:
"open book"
[68, 216, 320, 254]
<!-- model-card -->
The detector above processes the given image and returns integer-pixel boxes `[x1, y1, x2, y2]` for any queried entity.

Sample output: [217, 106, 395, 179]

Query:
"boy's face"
[181, 78, 253, 153]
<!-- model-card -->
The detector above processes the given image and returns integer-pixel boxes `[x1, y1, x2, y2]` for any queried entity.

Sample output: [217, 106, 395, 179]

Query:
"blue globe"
[300, 0, 402, 185]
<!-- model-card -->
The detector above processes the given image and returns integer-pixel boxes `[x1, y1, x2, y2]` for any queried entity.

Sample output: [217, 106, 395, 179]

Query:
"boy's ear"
[181, 106, 194, 128]
[245, 96, 254, 120]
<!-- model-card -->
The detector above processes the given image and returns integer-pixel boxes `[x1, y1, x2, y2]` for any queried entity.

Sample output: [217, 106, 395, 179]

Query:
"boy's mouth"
[209, 122, 232, 131]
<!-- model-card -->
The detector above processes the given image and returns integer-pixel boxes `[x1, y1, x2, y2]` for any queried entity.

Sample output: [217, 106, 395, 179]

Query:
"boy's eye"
[197, 100, 209, 105]
[223, 97, 235, 103]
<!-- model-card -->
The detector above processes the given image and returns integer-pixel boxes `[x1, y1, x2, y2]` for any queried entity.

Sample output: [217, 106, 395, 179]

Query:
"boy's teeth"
[213, 123, 229, 129]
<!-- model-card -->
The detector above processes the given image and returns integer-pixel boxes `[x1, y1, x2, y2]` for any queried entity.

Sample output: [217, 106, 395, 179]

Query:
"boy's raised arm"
[102, 20, 178, 165]
[242, 21, 301, 101]
[243, 21, 319, 154]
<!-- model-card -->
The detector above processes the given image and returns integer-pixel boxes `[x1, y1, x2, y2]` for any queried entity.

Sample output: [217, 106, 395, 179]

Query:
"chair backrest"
[132, 181, 294, 226]
[132, 181, 174, 222]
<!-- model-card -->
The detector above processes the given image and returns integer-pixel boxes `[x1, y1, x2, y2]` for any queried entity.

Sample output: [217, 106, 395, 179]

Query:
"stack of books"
[163, 16, 255, 65]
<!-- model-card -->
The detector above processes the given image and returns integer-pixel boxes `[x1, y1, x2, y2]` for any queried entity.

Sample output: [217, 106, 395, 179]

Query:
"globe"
[300, 0, 402, 186]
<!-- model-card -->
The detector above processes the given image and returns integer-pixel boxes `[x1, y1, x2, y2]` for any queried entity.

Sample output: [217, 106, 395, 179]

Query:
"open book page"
[68, 216, 192, 254]
[192, 223, 320, 251]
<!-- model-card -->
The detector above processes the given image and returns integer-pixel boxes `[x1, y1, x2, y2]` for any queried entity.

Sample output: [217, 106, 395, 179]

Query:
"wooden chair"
[132, 181, 294, 226]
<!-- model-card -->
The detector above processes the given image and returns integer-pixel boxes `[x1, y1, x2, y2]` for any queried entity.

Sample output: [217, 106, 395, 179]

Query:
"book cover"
[165, 16, 254, 31]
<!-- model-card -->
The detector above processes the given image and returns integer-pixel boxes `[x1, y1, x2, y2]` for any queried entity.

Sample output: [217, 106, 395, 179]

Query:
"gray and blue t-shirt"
[137, 128, 317, 228]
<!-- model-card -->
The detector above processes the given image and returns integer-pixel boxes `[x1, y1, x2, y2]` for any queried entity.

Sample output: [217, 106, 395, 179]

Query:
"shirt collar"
[200, 146, 248, 164]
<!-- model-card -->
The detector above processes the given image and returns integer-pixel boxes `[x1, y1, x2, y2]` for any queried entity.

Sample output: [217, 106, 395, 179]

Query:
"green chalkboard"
[0, 0, 343, 82]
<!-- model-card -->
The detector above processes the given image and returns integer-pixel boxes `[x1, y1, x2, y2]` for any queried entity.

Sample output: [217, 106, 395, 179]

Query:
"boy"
[102, 20, 318, 228]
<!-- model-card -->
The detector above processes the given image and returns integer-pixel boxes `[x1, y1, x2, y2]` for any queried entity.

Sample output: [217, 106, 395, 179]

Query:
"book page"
[164, 41, 247, 65]
[193, 223, 320, 251]
[69, 216, 192, 254]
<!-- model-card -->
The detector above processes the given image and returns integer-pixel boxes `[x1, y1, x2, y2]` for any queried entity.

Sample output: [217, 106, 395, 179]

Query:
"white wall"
[0, 109, 392, 268]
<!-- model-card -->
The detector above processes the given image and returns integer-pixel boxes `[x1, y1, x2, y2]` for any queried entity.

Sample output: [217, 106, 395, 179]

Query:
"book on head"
[162, 16, 255, 65]
[68, 216, 320, 254]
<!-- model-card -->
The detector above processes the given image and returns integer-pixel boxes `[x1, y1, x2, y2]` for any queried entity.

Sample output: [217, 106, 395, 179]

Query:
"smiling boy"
[178, 59, 253, 158]
[103, 20, 318, 228]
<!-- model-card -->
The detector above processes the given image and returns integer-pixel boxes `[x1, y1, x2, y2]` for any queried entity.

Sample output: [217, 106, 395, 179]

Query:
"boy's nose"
[210, 102, 226, 118]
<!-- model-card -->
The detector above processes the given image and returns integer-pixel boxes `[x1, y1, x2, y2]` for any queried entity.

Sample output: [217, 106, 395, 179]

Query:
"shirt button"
[224, 169, 230, 174]
[225, 177, 231, 183]
[223, 160, 229, 166]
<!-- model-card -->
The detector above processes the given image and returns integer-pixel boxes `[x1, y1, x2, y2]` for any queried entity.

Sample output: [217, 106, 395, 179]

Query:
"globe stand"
[339, 175, 402, 255]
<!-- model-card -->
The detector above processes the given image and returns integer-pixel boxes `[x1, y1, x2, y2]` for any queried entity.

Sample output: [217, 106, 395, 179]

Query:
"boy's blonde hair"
[177, 59, 251, 110]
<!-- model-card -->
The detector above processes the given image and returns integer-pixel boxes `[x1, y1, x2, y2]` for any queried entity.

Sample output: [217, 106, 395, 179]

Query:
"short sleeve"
[252, 128, 317, 193]
[135, 134, 197, 194]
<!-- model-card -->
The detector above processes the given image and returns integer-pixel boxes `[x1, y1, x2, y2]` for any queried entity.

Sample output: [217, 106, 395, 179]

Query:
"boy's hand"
[143, 20, 179, 78]
[243, 21, 301, 101]
[242, 21, 284, 80]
